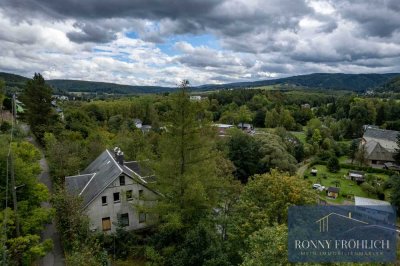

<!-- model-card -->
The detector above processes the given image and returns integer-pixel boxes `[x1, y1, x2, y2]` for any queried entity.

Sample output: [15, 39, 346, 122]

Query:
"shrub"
[327, 156, 340, 173]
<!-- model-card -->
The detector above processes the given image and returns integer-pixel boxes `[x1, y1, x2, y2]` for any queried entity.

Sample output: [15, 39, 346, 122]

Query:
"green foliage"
[394, 134, 400, 164]
[21, 73, 60, 142]
[388, 175, 400, 216]
[241, 224, 289, 266]
[227, 170, 315, 265]
[7, 235, 53, 265]
[226, 130, 263, 183]
[142, 81, 235, 266]
[327, 156, 340, 173]
[264, 107, 296, 130]
[255, 133, 297, 174]
[52, 189, 90, 251]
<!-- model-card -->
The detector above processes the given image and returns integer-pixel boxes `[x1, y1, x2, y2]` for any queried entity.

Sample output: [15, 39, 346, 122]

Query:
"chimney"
[113, 147, 120, 157]
[348, 212, 352, 219]
[118, 151, 124, 165]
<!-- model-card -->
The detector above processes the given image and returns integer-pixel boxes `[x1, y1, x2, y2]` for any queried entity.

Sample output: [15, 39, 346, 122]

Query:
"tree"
[0, 79, 5, 122]
[21, 73, 57, 142]
[388, 175, 400, 216]
[146, 81, 229, 264]
[227, 170, 315, 265]
[327, 156, 340, 173]
[349, 139, 359, 164]
[355, 143, 368, 166]
[255, 133, 297, 174]
[394, 134, 400, 164]
[236, 105, 252, 128]
[241, 225, 289, 266]
[227, 130, 262, 183]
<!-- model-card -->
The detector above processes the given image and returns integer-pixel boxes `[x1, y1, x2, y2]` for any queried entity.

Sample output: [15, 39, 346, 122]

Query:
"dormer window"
[119, 176, 125, 186]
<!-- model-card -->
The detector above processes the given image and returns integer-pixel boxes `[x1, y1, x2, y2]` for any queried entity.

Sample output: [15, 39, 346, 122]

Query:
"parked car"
[312, 184, 325, 191]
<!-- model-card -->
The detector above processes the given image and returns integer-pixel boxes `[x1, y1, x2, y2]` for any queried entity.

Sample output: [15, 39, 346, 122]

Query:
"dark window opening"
[119, 176, 125, 186]
[139, 189, 144, 200]
[102, 196, 107, 205]
[113, 192, 120, 202]
[120, 213, 129, 227]
[126, 190, 133, 200]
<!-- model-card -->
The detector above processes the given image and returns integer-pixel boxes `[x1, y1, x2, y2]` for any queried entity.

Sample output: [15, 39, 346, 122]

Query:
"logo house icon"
[315, 212, 368, 232]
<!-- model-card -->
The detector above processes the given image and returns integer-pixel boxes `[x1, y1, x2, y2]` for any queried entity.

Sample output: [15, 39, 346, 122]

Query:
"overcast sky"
[1, 0, 400, 86]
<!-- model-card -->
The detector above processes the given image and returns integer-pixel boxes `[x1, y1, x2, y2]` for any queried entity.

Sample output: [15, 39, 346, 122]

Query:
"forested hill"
[0, 72, 29, 88]
[1, 72, 399, 94]
[47, 79, 174, 94]
[378, 75, 400, 92]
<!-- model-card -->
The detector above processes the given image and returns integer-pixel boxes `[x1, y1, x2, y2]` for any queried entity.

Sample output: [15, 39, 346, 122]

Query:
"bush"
[340, 163, 395, 175]
[0, 121, 11, 132]
[327, 156, 340, 173]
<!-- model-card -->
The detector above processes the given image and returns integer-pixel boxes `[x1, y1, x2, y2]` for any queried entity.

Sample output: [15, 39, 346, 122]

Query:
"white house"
[65, 148, 158, 233]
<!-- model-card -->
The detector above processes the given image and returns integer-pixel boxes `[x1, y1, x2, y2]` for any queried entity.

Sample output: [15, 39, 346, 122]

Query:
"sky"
[1, 0, 400, 87]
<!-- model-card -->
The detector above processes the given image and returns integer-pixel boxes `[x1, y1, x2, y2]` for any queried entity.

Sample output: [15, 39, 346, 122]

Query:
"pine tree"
[21, 73, 56, 141]
[151, 80, 223, 228]
[144, 80, 234, 265]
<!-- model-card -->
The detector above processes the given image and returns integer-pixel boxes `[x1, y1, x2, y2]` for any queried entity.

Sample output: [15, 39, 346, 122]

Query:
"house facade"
[65, 148, 158, 233]
[361, 126, 399, 166]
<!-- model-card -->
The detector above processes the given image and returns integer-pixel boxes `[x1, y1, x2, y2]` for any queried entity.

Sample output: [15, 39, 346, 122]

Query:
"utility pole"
[9, 153, 19, 237]
[10, 94, 20, 237]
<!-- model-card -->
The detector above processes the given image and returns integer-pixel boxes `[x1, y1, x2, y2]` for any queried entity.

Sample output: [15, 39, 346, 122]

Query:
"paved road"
[22, 126, 65, 265]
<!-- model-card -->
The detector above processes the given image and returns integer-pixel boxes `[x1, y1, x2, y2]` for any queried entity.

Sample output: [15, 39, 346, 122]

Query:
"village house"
[361, 126, 399, 166]
[65, 148, 158, 233]
[189, 95, 202, 101]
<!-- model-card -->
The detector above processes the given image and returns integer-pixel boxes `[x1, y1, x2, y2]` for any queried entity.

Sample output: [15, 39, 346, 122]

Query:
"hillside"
[1, 72, 399, 94]
[378, 75, 400, 92]
[0, 72, 29, 88]
[47, 79, 173, 94]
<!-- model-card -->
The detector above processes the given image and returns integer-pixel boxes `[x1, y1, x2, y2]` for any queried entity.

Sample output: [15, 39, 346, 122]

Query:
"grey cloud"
[335, 0, 400, 37]
[67, 22, 117, 43]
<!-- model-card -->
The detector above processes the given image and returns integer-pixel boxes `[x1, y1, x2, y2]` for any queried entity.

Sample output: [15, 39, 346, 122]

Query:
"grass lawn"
[290, 131, 306, 144]
[304, 165, 389, 204]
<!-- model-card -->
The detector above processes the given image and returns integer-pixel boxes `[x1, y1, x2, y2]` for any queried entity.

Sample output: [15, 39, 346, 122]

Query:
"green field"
[305, 165, 389, 204]
[290, 131, 306, 144]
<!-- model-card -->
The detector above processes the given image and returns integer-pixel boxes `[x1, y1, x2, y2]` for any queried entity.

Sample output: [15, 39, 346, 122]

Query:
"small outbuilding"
[327, 187, 340, 199]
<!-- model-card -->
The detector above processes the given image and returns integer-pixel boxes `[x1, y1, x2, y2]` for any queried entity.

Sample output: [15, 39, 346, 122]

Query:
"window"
[119, 175, 125, 186]
[139, 189, 144, 200]
[120, 213, 129, 227]
[139, 212, 146, 223]
[113, 192, 120, 203]
[101, 196, 107, 205]
[126, 190, 133, 201]
[102, 217, 111, 231]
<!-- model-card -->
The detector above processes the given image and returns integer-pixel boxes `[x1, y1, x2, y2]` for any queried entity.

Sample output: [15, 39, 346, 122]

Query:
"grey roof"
[65, 150, 156, 209]
[354, 196, 393, 213]
[364, 140, 395, 162]
[363, 127, 398, 142]
[327, 187, 340, 193]
[65, 173, 94, 194]
[124, 161, 153, 177]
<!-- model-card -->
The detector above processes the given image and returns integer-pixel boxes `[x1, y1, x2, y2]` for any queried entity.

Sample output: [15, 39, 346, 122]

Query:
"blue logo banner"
[288, 205, 397, 262]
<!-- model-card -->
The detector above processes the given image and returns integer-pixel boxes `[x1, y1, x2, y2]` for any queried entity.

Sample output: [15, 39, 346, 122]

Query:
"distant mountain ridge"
[1, 71, 399, 94]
